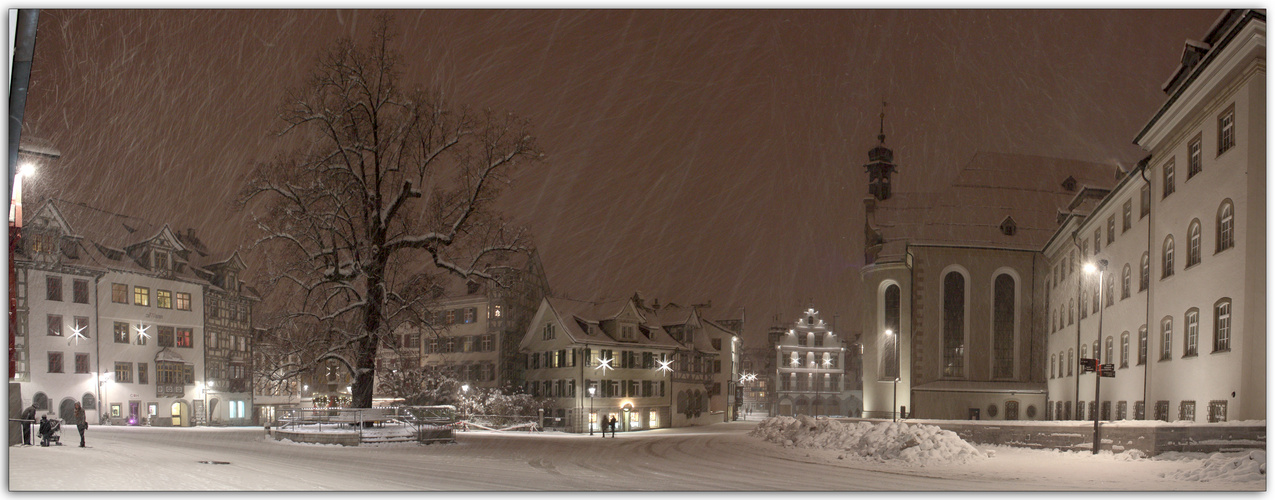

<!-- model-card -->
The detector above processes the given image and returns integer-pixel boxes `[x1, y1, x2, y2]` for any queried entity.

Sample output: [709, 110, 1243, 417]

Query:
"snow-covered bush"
[1161, 450, 1265, 482]
[749, 416, 986, 466]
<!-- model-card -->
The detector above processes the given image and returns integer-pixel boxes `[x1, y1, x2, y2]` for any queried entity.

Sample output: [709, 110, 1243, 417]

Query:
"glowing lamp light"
[17, 162, 35, 178]
[135, 324, 152, 340]
[1083, 262, 1098, 274]
[588, 386, 596, 397]
[68, 323, 88, 345]
[597, 357, 614, 375]
[885, 329, 894, 336]
[656, 358, 673, 374]
[461, 384, 470, 393]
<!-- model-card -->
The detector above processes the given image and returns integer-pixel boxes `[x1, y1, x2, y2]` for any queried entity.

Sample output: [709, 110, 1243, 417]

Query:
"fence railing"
[275, 406, 458, 443]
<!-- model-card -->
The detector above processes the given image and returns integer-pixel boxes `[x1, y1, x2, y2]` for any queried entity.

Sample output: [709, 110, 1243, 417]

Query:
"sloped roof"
[543, 297, 681, 349]
[869, 152, 1118, 261]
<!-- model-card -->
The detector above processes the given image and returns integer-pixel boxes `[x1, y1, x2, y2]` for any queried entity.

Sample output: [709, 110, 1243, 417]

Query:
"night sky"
[20, 9, 1221, 344]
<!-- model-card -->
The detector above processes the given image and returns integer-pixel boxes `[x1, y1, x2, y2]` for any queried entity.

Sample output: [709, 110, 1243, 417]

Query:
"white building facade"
[774, 307, 847, 417]
[1045, 9, 1265, 423]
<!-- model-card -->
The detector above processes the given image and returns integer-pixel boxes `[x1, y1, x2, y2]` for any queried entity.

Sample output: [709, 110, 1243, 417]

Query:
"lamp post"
[588, 386, 596, 435]
[1084, 259, 1108, 455]
[99, 372, 112, 425]
[886, 329, 899, 422]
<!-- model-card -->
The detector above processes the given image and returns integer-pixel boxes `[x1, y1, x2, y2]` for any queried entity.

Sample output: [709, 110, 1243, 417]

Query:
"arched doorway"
[58, 398, 77, 423]
[208, 398, 221, 425]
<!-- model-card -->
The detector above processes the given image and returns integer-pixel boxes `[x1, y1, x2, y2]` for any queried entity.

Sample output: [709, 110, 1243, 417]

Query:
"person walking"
[608, 416, 618, 438]
[73, 402, 87, 447]
[19, 404, 36, 445]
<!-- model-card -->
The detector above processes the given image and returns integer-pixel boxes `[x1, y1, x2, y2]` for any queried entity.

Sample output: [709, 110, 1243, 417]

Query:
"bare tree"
[240, 17, 542, 408]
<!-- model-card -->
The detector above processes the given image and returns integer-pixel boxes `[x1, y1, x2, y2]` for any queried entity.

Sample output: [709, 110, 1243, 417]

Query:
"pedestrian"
[38, 415, 51, 447]
[608, 416, 618, 438]
[20, 404, 36, 445]
[74, 402, 87, 447]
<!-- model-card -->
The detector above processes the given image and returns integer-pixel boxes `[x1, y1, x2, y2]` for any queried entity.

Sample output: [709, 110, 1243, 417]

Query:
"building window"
[157, 362, 182, 385]
[1050, 355, 1056, 379]
[1080, 290, 1088, 320]
[154, 251, 168, 271]
[75, 353, 90, 374]
[881, 283, 900, 379]
[1207, 401, 1228, 423]
[157, 290, 172, 309]
[1183, 309, 1199, 357]
[73, 279, 89, 304]
[1161, 236, 1174, 279]
[1188, 134, 1202, 178]
[48, 352, 63, 373]
[1160, 317, 1173, 361]
[1104, 336, 1114, 366]
[1106, 215, 1115, 245]
[134, 286, 150, 306]
[47, 314, 63, 336]
[1101, 401, 1111, 421]
[1067, 349, 1074, 376]
[993, 274, 1015, 379]
[111, 283, 128, 304]
[543, 323, 555, 341]
[1105, 274, 1115, 307]
[1068, 299, 1074, 326]
[493, 304, 502, 318]
[1140, 184, 1150, 219]
[1120, 201, 1132, 234]
[138, 363, 148, 385]
[1217, 103, 1235, 156]
[46, 276, 62, 301]
[481, 335, 493, 352]
[1140, 252, 1150, 291]
[73, 317, 89, 338]
[464, 308, 475, 324]
[1162, 160, 1175, 198]
[1121, 264, 1131, 299]
[114, 322, 129, 343]
[1179, 400, 1196, 422]
[942, 272, 965, 378]
[1187, 220, 1202, 267]
[1081, 344, 1088, 363]
[1093, 229, 1102, 254]
[1216, 200, 1234, 253]
[1117, 401, 1128, 420]
[176, 328, 193, 348]
[115, 362, 133, 383]
[1138, 326, 1148, 365]
[175, 292, 192, 311]
[158, 326, 175, 348]
[1214, 298, 1231, 352]
[1120, 332, 1130, 368]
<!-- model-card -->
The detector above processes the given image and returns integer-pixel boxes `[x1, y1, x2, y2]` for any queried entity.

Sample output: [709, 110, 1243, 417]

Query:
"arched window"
[1214, 298, 1232, 352]
[1187, 220, 1202, 267]
[1067, 349, 1074, 376]
[880, 284, 901, 380]
[1093, 341, 1100, 362]
[1120, 332, 1130, 368]
[1184, 308, 1200, 357]
[1106, 273, 1115, 307]
[1217, 200, 1234, 253]
[1138, 326, 1148, 365]
[1140, 252, 1150, 291]
[992, 273, 1016, 379]
[1121, 264, 1131, 299]
[1105, 336, 1114, 365]
[942, 271, 966, 378]
[1081, 289, 1088, 319]
[1160, 317, 1173, 361]
[1068, 299, 1074, 325]
[1081, 344, 1088, 360]
[33, 392, 48, 410]
[1162, 236, 1175, 279]
[82, 393, 96, 410]
[1050, 354, 1056, 379]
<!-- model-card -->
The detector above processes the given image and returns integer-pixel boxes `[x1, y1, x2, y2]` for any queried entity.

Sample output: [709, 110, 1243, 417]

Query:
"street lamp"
[1084, 259, 1108, 455]
[885, 329, 900, 422]
[460, 384, 470, 430]
[588, 386, 596, 435]
[99, 372, 112, 425]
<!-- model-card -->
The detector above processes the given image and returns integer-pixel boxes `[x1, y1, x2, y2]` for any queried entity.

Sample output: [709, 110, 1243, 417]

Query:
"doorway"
[171, 402, 183, 426]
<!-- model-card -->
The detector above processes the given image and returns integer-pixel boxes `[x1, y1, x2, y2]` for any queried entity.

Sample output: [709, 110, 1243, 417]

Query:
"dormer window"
[1000, 216, 1018, 236]
[153, 251, 169, 271]
[1061, 176, 1077, 192]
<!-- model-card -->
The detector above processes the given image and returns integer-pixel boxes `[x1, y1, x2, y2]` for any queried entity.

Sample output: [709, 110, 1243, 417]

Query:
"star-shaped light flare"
[596, 357, 614, 375]
[135, 324, 151, 340]
[656, 358, 673, 374]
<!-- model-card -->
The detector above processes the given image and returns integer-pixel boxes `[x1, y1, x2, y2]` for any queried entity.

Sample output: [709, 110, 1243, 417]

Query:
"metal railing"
[275, 406, 458, 443]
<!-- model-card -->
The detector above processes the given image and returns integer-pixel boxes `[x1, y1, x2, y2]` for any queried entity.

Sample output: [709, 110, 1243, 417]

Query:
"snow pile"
[1162, 450, 1266, 483]
[749, 416, 986, 465]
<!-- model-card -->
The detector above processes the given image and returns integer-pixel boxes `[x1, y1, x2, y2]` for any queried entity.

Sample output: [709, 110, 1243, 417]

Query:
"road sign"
[1099, 364, 1116, 377]
[1080, 358, 1097, 373]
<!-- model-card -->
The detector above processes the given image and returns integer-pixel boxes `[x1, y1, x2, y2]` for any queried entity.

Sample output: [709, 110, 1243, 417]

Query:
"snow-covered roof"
[868, 152, 1118, 262]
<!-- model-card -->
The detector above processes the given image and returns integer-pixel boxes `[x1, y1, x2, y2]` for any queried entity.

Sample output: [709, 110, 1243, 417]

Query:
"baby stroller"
[39, 417, 63, 447]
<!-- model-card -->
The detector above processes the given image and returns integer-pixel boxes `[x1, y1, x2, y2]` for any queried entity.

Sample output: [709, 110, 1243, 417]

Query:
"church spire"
[864, 98, 897, 201]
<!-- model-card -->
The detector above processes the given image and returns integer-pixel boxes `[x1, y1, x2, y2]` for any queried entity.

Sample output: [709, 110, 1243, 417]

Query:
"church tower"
[864, 102, 896, 201]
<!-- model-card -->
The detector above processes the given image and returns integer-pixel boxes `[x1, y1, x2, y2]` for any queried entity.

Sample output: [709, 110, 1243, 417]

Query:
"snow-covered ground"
[6, 419, 1264, 491]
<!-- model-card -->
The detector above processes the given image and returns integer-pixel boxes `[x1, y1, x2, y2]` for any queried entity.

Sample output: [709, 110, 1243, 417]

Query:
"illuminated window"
[176, 328, 193, 348]
[157, 290, 172, 309]
[115, 361, 133, 383]
[112, 283, 128, 304]
[942, 271, 965, 378]
[134, 286, 150, 306]
[175, 292, 191, 311]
